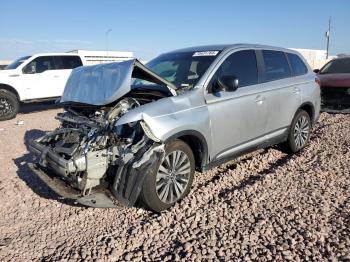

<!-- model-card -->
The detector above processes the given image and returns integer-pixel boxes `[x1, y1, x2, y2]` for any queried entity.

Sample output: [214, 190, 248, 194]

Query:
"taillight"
[315, 77, 321, 87]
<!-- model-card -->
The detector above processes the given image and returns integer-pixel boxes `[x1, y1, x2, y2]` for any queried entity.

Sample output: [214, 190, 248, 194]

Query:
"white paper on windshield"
[193, 51, 219, 57]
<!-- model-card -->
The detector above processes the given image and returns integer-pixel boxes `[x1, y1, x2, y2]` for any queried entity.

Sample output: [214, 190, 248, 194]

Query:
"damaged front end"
[29, 99, 165, 207]
[28, 59, 175, 208]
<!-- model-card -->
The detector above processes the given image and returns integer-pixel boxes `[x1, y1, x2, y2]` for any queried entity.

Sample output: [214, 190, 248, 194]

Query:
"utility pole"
[105, 29, 112, 57]
[325, 17, 331, 59]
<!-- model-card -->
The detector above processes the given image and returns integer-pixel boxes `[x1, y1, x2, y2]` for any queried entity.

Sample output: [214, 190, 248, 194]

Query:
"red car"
[315, 56, 350, 113]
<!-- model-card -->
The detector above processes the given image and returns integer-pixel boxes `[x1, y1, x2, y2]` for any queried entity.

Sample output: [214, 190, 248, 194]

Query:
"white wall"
[68, 50, 133, 65]
[290, 48, 335, 69]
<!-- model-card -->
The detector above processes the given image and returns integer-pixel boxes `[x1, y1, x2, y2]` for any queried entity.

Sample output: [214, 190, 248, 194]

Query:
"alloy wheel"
[293, 115, 310, 149]
[155, 150, 191, 204]
[0, 98, 14, 117]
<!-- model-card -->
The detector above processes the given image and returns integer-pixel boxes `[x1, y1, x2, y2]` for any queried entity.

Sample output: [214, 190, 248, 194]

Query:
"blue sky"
[1, 0, 349, 60]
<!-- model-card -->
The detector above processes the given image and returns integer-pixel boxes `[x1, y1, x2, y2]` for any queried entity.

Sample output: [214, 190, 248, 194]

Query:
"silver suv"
[29, 44, 321, 212]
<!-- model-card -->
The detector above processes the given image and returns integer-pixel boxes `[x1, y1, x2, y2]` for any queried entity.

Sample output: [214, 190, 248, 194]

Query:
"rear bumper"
[28, 163, 120, 208]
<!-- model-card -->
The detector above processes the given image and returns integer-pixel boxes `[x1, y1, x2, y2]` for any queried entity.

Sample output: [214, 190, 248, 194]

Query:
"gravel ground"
[0, 105, 349, 262]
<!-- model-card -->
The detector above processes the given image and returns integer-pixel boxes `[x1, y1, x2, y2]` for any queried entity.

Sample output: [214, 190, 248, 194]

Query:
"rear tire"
[141, 139, 195, 212]
[284, 110, 311, 153]
[0, 89, 19, 121]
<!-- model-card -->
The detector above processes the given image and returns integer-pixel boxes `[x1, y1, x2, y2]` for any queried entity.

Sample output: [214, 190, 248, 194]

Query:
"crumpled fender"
[111, 142, 165, 207]
[115, 88, 210, 143]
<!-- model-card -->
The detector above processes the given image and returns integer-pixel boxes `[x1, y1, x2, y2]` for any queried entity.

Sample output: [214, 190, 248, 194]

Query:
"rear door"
[258, 50, 302, 137]
[205, 49, 268, 160]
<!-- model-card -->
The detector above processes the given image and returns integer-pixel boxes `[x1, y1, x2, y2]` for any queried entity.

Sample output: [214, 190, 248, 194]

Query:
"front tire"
[141, 139, 195, 212]
[285, 110, 311, 153]
[0, 89, 19, 121]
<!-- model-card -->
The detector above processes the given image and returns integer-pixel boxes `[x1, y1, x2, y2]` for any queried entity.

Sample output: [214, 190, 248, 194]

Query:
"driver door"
[205, 49, 268, 161]
[21, 56, 61, 100]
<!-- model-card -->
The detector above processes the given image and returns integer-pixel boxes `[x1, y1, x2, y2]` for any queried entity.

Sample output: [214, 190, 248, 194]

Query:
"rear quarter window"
[262, 50, 291, 81]
[287, 53, 308, 76]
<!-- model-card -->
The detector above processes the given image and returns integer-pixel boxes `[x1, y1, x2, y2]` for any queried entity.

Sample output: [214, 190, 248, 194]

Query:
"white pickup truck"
[0, 50, 134, 121]
[0, 53, 86, 120]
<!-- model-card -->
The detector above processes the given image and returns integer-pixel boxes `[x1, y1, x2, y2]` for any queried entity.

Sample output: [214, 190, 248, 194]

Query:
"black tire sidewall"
[0, 90, 19, 121]
[287, 110, 311, 153]
[141, 139, 195, 212]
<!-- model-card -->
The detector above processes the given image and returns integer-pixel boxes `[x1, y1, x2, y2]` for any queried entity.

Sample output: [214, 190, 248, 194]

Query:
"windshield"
[5, 56, 31, 70]
[320, 58, 350, 74]
[133, 51, 220, 89]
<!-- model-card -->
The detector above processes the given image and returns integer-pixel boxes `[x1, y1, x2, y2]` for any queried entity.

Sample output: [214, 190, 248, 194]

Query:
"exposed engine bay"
[29, 89, 168, 207]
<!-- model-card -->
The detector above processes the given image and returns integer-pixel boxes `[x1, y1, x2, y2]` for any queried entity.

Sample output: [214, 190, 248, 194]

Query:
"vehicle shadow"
[217, 151, 295, 200]
[14, 129, 84, 207]
[19, 101, 62, 114]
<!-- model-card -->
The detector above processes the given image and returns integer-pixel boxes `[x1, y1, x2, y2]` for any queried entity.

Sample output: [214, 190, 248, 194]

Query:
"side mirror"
[313, 69, 320, 74]
[216, 75, 239, 92]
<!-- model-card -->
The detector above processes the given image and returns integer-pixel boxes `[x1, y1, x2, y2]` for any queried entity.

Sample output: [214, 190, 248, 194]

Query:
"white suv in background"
[0, 53, 84, 120]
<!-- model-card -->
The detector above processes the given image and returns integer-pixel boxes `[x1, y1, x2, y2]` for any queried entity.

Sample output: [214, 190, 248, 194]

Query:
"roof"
[30, 53, 81, 57]
[167, 43, 294, 54]
[68, 50, 133, 57]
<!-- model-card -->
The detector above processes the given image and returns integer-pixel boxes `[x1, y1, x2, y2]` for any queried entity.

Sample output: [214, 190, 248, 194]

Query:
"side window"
[23, 56, 56, 74]
[55, 56, 83, 69]
[286, 53, 308, 76]
[212, 50, 258, 88]
[262, 50, 291, 81]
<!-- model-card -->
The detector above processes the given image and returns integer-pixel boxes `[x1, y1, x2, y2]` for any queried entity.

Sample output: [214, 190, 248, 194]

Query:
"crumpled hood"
[317, 73, 350, 88]
[60, 59, 177, 105]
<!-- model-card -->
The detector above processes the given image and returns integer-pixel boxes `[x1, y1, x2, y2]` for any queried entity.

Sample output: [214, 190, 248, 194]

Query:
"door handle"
[254, 95, 265, 104]
[293, 87, 301, 94]
[54, 75, 60, 78]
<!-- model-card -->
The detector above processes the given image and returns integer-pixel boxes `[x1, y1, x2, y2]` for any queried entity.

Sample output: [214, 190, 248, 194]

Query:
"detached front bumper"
[28, 137, 164, 208]
[28, 163, 120, 208]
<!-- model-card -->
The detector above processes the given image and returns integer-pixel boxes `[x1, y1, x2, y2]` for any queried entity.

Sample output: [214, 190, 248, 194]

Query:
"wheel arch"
[164, 130, 209, 172]
[0, 84, 20, 100]
[298, 102, 315, 124]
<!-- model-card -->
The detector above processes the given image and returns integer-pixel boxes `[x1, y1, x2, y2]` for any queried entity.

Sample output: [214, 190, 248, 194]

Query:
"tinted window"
[262, 50, 291, 81]
[56, 56, 83, 69]
[23, 56, 56, 74]
[320, 58, 350, 74]
[214, 50, 258, 87]
[287, 53, 308, 76]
